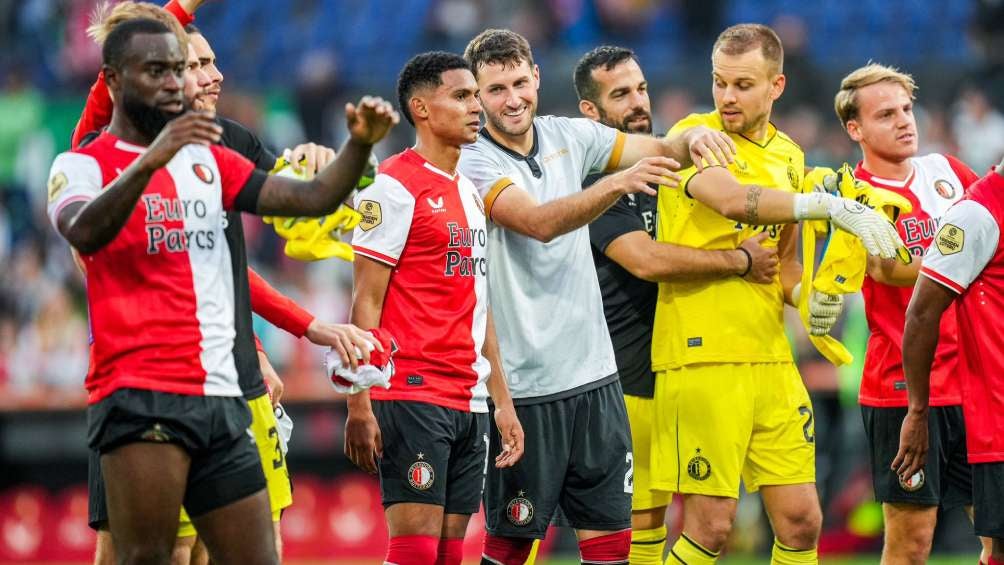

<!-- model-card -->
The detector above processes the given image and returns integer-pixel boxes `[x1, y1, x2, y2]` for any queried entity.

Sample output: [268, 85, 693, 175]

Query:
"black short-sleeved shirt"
[586, 173, 659, 398]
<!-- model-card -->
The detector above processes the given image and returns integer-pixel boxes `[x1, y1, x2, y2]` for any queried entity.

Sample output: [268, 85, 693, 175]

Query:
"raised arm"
[616, 125, 737, 172]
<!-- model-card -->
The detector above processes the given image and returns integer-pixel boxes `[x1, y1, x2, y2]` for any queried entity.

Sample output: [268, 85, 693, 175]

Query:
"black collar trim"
[479, 124, 539, 160]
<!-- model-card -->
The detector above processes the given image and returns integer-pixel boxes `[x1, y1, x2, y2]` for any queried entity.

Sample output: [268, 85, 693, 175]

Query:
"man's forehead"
[859, 81, 911, 112]
[477, 59, 533, 85]
[712, 48, 771, 79]
[124, 32, 183, 65]
[593, 59, 645, 90]
[439, 68, 477, 91]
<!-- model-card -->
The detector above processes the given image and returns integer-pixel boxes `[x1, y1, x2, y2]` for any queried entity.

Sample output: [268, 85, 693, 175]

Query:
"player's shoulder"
[668, 111, 721, 135]
[772, 127, 803, 155]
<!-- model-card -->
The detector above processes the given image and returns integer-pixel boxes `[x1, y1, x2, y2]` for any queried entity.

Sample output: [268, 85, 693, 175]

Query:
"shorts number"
[798, 406, 815, 444]
[267, 426, 285, 470]
[624, 452, 634, 494]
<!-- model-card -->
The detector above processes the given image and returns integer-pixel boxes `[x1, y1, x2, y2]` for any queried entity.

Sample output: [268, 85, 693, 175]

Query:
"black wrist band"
[737, 247, 752, 277]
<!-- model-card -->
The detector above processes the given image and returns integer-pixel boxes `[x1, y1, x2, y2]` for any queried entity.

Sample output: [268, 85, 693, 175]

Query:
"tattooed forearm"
[744, 185, 762, 225]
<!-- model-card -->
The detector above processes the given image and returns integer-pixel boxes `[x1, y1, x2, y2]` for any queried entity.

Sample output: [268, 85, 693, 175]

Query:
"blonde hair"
[712, 23, 784, 75]
[87, 1, 187, 50]
[835, 63, 917, 126]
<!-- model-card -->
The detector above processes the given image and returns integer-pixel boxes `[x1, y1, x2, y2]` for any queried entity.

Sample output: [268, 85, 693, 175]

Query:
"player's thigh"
[93, 528, 114, 565]
[759, 483, 821, 545]
[882, 502, 938, 550]
[483, 398, 571, 540]
[384, 503, 446, 537]
[444, 412, 489, 516]
[247, 393, 293, 517]
[860, 405, 942, 507]
[372, 400, 455, 512]
[190, 489, 276, 565]
[560, 381, 632, 533]
[623, 393, 671, 512]
[743, 363, 815, 492]
[652, 365, 755, 498]
[972, 462, 1004, 539]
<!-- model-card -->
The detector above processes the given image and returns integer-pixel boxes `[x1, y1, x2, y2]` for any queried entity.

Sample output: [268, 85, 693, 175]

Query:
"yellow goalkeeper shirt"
[651, 111, 805, 371]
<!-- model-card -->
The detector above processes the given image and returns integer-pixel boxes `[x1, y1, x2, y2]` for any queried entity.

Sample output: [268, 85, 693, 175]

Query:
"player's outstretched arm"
[604, 230, 777, 283]
[892, 277, 956, 480]
[343, 255, 393, 475]
[687, 167, 905, 259]
[492, 156, 679, 243]
[483, 309, 523, 468]
[254, 97, 398, 217]
[616, 125, 736, 172]
[57, 112, 222, 254]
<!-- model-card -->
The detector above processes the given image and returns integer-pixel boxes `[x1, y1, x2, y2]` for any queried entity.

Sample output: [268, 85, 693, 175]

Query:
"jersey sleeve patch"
[934, 223, 964, 255]
[921, 200, 999, 292]
[357, 199, 383, 231]
[46, 152, 103, 230]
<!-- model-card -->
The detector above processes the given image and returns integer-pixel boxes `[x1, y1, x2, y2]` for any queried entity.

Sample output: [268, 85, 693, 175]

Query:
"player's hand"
[139, 111, 222, 172]
[258, 350, 284, 407]
[682, 125, 736, 171]
[610, 156, 680, 196]
[289, 143, 337, 178]
[493, 403, 524, 468]
[739, 232, 778, 284]
[344, 409, 383, 474]
[808, 291, 844, 336]
[305, 320, 383, 371]
[346, 96, 399, 146]
[892, 409, 929, 483]
[809, 193, 905, 259]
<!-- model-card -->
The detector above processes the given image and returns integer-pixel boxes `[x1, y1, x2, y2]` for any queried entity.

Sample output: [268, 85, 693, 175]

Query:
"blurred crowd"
[1, 0, 1004, 409]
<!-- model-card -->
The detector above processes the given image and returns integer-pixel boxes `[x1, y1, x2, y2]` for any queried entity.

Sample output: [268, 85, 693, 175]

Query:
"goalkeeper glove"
[792, 283, 845, 337]
[792, 192, 905, 260]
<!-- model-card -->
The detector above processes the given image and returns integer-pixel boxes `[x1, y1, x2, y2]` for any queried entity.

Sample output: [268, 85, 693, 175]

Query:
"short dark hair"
[463, 29, 533, 79]
[712, 23, 784, 75]
[184, 23, 200, 35]
[396, 51, 471, 126]
[573, 45, 638, 103]
[102, 18, 173, 70]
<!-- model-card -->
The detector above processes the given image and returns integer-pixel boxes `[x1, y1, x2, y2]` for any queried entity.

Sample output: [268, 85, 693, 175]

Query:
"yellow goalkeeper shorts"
[623, 393, 671, 511]
[650, 362, 816, 498]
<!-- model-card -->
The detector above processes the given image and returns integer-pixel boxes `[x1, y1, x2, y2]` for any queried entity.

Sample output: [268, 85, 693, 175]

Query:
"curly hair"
[396, 51, 471, 126]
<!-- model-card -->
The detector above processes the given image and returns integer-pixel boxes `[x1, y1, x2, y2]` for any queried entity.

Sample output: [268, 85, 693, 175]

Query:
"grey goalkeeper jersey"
[458, 115, 626, 401]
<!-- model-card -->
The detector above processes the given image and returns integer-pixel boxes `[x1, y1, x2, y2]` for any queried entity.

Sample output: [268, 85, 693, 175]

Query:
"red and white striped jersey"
[920, 169, 1004, 463]
[855, 154, 978, 408]
[46, 132, 264, 404]
[352, 148, 490, 413]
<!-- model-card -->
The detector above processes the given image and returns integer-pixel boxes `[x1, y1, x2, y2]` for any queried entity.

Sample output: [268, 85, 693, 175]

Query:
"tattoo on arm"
[745, 185, 762, 225]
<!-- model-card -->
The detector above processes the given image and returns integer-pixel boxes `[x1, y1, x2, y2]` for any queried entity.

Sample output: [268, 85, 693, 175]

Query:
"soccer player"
[894, 159, 1004, 565]
[645, 24, 904, 565]
[573, 45, 779, 564]
[834, 63, 989, 565]
[344, 51, 524, 565]
[78, 11, 372, 565]
[456, 28, 896, 565]
[46, 18, 396, 565]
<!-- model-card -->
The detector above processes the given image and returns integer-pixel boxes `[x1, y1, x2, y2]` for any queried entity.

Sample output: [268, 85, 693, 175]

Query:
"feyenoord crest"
[934, 179, 956, 199]
[506, 491, 534, 526]
[407, 454, 434, 490]
[687, 449, 712, 481]
[899, 470, 926, 492]
[192, 163, 215, 184]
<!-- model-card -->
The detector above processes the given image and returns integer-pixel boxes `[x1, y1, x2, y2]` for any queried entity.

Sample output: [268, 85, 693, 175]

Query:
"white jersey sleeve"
[555, 116, 623, 177]
[920, 200, 1000, 293]
[351, 174, 416, 266]
[457, 143, 517, 218]
[46, 152, 102, 230]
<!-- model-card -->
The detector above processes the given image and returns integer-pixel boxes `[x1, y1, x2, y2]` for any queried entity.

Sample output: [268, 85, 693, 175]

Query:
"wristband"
[737, 247, 753, 277]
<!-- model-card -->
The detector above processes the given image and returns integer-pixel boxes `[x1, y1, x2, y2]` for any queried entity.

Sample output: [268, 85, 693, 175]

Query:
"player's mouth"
[503, 106, 527, 120]
[720, 109, 742, 120]
[897, 132, 916, 143]
[466, 119, 481, 131]
[159, 100, 184, 113]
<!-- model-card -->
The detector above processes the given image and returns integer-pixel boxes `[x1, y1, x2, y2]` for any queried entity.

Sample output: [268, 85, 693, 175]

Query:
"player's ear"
[579, 99, 599, 121]
[770, 72, 786, 101]
[532, 64, 540, 88]
[846, 119, 863, 143]
[409, 95, 428, 122]
[103, 65, 119, 90]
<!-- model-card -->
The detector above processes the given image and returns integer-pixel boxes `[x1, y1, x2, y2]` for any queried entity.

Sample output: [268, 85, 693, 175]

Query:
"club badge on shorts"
[688, 448, 712, 481]
[506, 491, 534, 526]
[408, 453, 435, 490]
[899, 470, 925, 492]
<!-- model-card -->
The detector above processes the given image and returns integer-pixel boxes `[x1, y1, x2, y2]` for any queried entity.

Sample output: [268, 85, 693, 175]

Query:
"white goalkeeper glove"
[792, 283, 845, 336]
[793, 192, 905, 259]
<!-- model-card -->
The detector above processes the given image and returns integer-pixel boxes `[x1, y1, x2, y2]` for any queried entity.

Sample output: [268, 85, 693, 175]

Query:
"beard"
[600, 106, 652, 134]
[486, 103, 535, 138]
[121, 89, 184, 141]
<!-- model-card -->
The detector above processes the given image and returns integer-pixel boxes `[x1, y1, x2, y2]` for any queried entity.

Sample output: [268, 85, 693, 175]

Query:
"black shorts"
[373, 400, 489, 515]
[973, 462, 1004, 538]
[87, 388, 265, 519]
[484, 380, 632, 539]
[861, 405, 971, 509]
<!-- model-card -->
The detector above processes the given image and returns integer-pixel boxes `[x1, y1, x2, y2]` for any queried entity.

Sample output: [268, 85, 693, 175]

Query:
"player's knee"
[884, 524, 935, 563]
[578, 529, 631, 564]
[481, 534, 534, 565]
[116, 541, 175, 565]
[688, 514, 735, 551]
[774, 507, 822, 550]
[386, 535, 439, 565]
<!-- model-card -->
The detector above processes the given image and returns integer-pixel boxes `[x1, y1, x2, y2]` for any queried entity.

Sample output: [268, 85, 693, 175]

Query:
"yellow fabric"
[177, 394, 287, 537]
[797, 164, 914, 365]
[631, 525, 668, 565]
[652, 111, 804, 370]
[666, 534, 719, 565]
[624, 394, 672, 511]
[524, 539, 540, 565]
[771, 539, 818, 565]
[262, 157, 360, 262]
[651, 363, 816, 498]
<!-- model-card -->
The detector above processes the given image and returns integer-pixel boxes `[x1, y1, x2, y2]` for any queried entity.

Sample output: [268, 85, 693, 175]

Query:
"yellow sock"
[665, 533, 718, 565]
[523, 539, 539, 565]
[771, 539, 818, 565]
[630, 525, 667, 565]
